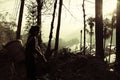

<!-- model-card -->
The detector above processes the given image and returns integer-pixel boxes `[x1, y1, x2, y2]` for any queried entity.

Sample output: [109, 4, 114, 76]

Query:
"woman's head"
[29, 25, 40, 36]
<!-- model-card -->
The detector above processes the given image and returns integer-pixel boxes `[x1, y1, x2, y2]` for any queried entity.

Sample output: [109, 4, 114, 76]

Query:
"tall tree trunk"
[115, 0, 120, 76]
[36, 0, 42, 45]
[54, 0, 62, 56]
[95, 0, 104, 61]
[82, 0, 86, 55]
[45, 0, 58, 59]
[16, 0, 25, 39]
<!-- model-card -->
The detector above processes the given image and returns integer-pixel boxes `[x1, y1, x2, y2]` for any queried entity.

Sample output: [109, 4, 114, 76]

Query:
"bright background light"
[0, 0, 117, 41]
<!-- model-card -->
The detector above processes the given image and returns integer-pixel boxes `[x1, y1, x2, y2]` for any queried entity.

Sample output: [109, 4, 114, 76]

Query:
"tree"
[108, 15, 116, 63]
[103, 18, 112, 48]
[16, 0, 25, 39]
[87, 17, 95, 54]
[25, 0, 54, 45]
[36, 0, 43, 45]
[115, 0, 120, 75]
[80, 30, 83, 51]
[82, 0, 86, 55]
[95, 0, 104, 60]
[0, 13, 16, 48]
[45, 0, 58, 59]
[102, 16, 116, 62]
[25, 1, 37, 29]
[54, 0, 63, 56]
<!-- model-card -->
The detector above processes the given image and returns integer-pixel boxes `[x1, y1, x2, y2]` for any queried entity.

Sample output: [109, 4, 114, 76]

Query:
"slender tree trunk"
[82, 0, 86, 55]
[80, 30, 82, 51]
[45, 0, 58, 59]
[16, 0, 25, 39]
[115, 0, 120, 76]
[54, 0, 62, 56]
[90, 28, 92, 54]
[95, 0, 104, 61]
[36, 0, 42, 45]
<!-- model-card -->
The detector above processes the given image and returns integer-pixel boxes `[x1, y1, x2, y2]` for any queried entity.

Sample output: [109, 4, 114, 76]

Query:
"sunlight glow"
[103, 0, 117, 16]
[0, 0, 117, 41]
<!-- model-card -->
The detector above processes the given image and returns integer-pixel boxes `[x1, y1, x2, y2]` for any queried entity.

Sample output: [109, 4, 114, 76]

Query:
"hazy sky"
[0, 0, 117, 41]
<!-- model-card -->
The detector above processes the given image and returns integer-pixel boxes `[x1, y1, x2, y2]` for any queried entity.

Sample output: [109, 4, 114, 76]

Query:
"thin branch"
[63, 4, 77, 20]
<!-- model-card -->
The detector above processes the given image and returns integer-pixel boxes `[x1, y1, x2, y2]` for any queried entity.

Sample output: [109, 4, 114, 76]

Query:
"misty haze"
[0, 0, 118, 80]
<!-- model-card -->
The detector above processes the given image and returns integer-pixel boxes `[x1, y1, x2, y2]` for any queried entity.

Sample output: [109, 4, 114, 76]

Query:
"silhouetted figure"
[25, 25, 47, 80]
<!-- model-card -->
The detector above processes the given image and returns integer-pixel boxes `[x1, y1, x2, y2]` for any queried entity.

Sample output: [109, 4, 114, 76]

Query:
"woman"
[25, 25, 47, 80]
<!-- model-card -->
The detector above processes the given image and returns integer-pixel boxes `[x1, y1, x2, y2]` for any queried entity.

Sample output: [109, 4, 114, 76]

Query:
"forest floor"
[36, 52, 117, 80]
[0, 50, 118, 80]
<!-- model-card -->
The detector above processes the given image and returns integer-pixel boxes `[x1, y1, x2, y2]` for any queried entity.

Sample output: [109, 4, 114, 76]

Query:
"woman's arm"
[34, 47, 47, 62]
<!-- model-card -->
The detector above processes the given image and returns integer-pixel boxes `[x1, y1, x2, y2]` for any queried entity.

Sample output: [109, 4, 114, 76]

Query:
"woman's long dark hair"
[29, 25, 40, 36]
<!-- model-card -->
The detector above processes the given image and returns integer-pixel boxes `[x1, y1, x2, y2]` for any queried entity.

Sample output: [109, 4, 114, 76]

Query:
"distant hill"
[64, 29, 116, 46]
[43, 29, 116, 50]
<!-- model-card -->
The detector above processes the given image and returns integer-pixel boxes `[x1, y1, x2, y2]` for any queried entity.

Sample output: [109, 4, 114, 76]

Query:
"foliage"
[103, 18, 113, 39]
[25, 0, 38, 32]
[0, 13, 16, 49]
[42, 0, 54, 14]
[47, 52, 116, 80]
[25, 0, 54, 32]
[87, 17, 116, 40]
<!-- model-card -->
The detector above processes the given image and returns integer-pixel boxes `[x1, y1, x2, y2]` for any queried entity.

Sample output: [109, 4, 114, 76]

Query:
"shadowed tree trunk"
[95, 0, 104, 61]
[36, 0, 42, 45]
[16, 0, 25, 39]
[115, 0, 120, 76]
[54, 0, 63, 56]
[45, 0, 58, 59]
[82, 0, 86, 55]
